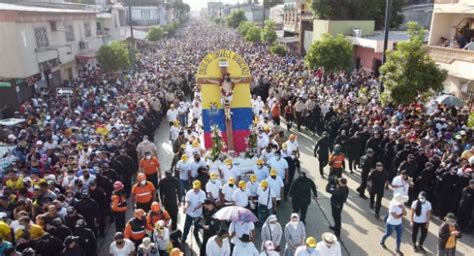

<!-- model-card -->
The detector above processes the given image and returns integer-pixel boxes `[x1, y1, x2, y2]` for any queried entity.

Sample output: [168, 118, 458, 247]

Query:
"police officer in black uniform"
[158, 170, 180, 231]
[73, 219, 97, 256]
[357, 148, 376, 199]
[75, 190, 100, 235]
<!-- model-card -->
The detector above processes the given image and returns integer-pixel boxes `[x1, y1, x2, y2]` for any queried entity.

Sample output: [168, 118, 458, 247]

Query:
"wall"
[313, 19, 375, 41]
[355, 46, 382, 71]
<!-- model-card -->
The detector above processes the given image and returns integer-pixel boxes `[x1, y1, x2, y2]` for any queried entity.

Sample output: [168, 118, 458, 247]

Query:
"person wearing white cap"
[316, 232, 341, 256]
[380, 193, 409, 255]
[261, 215, 282, 252]
[260, 240, 279, 256]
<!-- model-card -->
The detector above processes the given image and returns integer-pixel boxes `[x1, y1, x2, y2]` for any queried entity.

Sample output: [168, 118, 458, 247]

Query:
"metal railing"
[434, 0, 459, 4]
[427, 45, 474, 63]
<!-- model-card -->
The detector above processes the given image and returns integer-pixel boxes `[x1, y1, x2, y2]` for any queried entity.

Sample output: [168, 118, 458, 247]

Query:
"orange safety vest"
[111, 191, 127, 213]
[271, 105, 280, 117]
[329, 153, 345, 169]
[146, 209, 171, 231]
[140, 157, 160, 175]
[132, 182, 155, 203]
[124, 217, 146, 241]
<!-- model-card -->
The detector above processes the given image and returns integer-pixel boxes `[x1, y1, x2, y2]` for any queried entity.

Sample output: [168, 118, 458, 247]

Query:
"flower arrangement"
[210, 124, 226, 161]
[245, 123, 258, 153]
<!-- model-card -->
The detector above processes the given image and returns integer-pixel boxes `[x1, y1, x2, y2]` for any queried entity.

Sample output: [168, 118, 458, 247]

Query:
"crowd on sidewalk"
[0, 18, 473, 256]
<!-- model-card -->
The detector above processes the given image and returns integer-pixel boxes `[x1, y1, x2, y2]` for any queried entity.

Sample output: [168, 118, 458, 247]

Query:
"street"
[96, 120, 474, 256]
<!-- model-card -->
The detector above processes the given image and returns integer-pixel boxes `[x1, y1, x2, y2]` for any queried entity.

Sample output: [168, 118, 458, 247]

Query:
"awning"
[75, 49, 97, 63]
[277, 36, 299, 44]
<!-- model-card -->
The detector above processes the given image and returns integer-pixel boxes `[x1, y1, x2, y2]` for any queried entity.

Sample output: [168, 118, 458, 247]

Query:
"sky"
[184, 0, 244, 11]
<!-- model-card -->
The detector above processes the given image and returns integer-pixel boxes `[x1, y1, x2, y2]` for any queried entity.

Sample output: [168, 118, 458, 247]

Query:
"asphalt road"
[97, 120, 474, 256]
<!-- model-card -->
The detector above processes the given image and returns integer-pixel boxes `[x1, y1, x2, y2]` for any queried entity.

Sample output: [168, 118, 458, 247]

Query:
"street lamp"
[380, 0, 392, 93]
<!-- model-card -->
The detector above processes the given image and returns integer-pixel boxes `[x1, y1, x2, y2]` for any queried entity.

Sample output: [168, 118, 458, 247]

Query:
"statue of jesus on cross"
[199, 73, 250, 105]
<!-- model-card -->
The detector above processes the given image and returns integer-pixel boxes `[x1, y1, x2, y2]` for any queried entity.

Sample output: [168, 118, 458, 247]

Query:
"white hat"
[36, 140, 43, 145]
[322, 232, 337, 244]
[392, 193, 409, 205]
[7, 134, 16, 140]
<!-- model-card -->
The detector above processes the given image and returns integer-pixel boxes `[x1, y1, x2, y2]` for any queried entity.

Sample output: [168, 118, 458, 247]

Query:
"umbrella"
[436, 95, 464, 107]
[213, 206, 258, 222]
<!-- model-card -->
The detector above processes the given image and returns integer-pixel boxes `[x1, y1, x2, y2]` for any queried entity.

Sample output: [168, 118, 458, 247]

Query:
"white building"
[0, 3, 100, 108]
[427, 0, 474, 98]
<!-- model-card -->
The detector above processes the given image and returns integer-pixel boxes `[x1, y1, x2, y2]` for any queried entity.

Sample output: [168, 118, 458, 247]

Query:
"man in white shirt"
[229, 220, 255, 245]
[182, 180, 206, 243]
[266, 169, 284, 202]
[232, 181, 250, 207]
[268, 151, 289, 182]
[219, 159, 239, 183]
[391, 170, 411, 197]
[221, 178, 237, 205]
[285, 134, 300, 158]
[188, 153, 206, 179]
[166, 104, 179, 125]
[256, 180, 276, 223]
[252, 159, 269, 182]
[176, 154, 190, 201]
[206, 173, 222, 201]
[295, 236, 320, 256]
[136, 135, 158, 159]
[169, 121, 181, 142]
[316, 233, 341, 256]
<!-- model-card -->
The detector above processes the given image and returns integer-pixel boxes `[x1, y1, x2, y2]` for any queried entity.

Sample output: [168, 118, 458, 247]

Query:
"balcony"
[434, 0, 459, 3]
[427, 46, 474, 64]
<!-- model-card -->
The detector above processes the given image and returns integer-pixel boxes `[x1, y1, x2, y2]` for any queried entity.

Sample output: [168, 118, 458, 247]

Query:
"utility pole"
[128, 0, 134, 41]
[380, 0, 391, 93]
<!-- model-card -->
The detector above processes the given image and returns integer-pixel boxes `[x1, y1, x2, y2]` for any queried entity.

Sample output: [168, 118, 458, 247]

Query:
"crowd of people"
[0, 17, 473, 256]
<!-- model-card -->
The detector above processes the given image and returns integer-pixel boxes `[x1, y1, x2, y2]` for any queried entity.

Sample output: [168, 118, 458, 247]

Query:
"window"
[34, 27, 49, 48]
[65, 24, 75, 42]
[84, 22, 91, 37]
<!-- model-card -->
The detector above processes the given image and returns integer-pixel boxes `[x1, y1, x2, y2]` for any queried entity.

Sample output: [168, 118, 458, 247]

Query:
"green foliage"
[270, 43, 286, 56]
[96, 41, 130, 72]
[379, 22, 448, 105]
[244, 24, 262, 43]
[226, 10, 247, 28]
[261, 20, 278, 44]
[305, 33, 352, 73]
[238, 21, 253, 36]
[309, 0, 403, 29]
[146, 26, 164, 42]
[468, 112, 474, 128]
[163, 23, 178, 37]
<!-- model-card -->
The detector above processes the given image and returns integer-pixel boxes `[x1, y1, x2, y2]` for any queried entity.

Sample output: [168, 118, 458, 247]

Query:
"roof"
[97, 12, 112, 19]
[0, 3, 96, 14]
[363, 31, 429, 42]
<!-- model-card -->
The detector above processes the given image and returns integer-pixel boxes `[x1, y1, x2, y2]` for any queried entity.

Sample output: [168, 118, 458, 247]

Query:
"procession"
[1, 1, 474, 256]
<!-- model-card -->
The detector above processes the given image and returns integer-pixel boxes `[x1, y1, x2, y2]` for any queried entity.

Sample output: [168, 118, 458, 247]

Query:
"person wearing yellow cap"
[256, 180, 277, 223]
[169, 120, 181, 142]
[253, 159, 269, 182]
[246, 174, 259, 200]
[232, 180, 250, 208]
[221, 177, 237, 206]
[294, 236, 320, 256]
[189, 153, 206, 180]
[206, 172, 222, 202]
[182, 179, 206, 243]
[266, 168, 284, 204]
[219, 158, 239, 184]
[176, 154, 190, 201]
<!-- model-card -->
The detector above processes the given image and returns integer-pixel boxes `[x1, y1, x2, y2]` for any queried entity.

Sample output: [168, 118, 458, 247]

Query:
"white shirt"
[169, 126, 180, 141]
[189, 159, 206, 178]
[222, 184, 237, 202]
[391, 176, 409, 196]
[232, 189, 249, 207]
[206, 236, 231, 256]
[232, 240, 259, 256]
[167, 108, 179, 122]
[185, 189, 206, 218]
[253, 165, 269, 182]
[206, 180, 222, 200]
[220, 165, 239, 183]
[411, 200, 432, 223]
[109, 239, 135, 256]
[153, 227, 170, 250]
[192, 105, 202, 120]
[387, 202, 404, 225]
[286, 140, 299, 155]
[266, 176, 284, 200]
[176, 160, 190, 181]
[268, 157, 289, 179]
[257, 187, 276, 209]
[316, 242, 342, 256]
[294, 246, 320, 256]
[229, 221, 255, 244]
[246, 181, 258, 197]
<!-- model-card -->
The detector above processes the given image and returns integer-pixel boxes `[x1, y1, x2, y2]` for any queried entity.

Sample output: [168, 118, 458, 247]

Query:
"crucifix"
[197, 60, 252, 151]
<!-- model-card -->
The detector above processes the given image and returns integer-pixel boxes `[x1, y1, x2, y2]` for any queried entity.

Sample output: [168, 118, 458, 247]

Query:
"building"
[278, 0, 312, 55]
[0, 3, 100, 108]
[269, 4, 284, 29]
[124, 0, 167, 26]
[427, 0, 474, 98]
[400, 0, 433, 29]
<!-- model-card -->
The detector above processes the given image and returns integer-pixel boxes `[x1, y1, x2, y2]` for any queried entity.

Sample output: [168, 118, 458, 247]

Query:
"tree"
[305, 33, 352, 73]
[226, 10, 247, 28]
[261, 20, 277, 44]
[96, 41, 130, 72]
[146, 26, 164, 42]
[238, 21, 253, 36]
[244, 24, 262, 43]
[379, 22, 447, 105]
[309, 0, 403, 29]
[270, 43, 286, 56]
